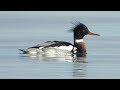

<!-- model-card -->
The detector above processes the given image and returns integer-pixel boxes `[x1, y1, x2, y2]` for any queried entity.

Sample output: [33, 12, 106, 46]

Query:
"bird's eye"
[82, 30, 85, 32]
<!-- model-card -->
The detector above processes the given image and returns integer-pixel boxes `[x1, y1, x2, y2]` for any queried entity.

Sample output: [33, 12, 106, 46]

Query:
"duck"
[19, 22, 100, 57]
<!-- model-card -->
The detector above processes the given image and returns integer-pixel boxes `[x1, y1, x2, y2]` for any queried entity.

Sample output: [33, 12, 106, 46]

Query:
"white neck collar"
[75, 39, 84, 43]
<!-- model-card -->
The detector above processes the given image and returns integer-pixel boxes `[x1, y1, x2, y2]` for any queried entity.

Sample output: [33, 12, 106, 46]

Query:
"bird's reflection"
[19, 54, 75, 62]
[71, 56, 87, 78]
[20, 54, 88, 78]
[20, 54, 87, 62]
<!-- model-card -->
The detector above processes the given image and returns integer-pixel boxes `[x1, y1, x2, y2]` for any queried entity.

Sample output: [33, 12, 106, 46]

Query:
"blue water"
[0, 11, 120, 79]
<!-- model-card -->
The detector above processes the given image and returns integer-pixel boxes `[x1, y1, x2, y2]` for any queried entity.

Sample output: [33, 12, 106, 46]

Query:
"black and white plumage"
[19, 41, 76, 57]
[19, 22, 100, 57]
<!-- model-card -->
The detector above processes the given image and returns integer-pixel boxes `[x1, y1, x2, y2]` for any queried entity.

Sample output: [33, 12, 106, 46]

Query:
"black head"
[71, 22, 100, 39]
[70, 22, 100, 57]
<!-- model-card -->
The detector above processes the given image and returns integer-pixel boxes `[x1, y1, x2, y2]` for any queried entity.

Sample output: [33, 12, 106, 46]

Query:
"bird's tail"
[18, 49, 28, 54]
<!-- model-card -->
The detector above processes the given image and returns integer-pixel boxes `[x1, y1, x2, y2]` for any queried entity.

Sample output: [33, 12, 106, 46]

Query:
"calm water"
[0, 11, 120, 79]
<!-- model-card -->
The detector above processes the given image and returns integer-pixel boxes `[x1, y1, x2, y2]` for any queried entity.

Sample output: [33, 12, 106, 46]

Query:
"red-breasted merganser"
[19, 22, 100, 57]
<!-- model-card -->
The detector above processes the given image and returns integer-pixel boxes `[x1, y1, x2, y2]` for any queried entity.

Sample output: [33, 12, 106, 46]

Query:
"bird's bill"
[87, 32, 100, 36]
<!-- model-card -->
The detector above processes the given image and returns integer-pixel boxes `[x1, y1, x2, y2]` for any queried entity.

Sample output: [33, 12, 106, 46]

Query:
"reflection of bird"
[19, 22, 100, 57]
[72, 62, 87, 78]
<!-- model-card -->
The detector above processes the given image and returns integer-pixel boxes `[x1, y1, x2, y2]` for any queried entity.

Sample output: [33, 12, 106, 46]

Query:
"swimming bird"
[19, 22, 100, 57]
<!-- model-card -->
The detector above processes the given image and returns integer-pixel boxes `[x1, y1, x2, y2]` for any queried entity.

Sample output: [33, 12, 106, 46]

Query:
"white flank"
[26, 45, 76, 57]
[40, 45, 74, 57]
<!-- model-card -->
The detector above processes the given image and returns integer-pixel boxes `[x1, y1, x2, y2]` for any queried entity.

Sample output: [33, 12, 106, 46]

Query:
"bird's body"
[19, 41, 76, 57]
[19, 22, 100, 57]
